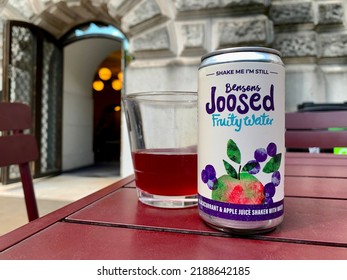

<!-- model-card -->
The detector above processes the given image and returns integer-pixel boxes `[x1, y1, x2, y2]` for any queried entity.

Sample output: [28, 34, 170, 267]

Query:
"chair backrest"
[0, 102, 39, 221]
[285, 111, 347, 149]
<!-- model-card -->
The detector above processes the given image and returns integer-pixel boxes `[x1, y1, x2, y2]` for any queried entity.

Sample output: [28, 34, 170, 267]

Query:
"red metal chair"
[0, 102, 39, 221]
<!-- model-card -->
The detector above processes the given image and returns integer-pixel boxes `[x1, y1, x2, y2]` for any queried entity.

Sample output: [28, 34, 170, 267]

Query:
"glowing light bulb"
[93, 80, 104, 91]
[117, 72, 123, 81]
[112, 79, 122, 91]
[98, 67, 112, 81]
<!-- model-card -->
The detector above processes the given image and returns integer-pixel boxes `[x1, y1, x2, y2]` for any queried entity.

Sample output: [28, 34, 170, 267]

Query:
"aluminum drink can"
[198, 47, 285, 234]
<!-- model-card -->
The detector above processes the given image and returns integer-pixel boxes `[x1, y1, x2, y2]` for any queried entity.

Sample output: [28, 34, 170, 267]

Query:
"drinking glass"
[123, 91, 198, 208]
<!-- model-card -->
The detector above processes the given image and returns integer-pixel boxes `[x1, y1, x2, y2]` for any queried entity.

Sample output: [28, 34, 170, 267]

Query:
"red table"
[1, 153, 347, 260]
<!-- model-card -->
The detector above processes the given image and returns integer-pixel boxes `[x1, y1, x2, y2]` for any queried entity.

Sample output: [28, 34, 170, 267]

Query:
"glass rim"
[124, 91, 197, 103]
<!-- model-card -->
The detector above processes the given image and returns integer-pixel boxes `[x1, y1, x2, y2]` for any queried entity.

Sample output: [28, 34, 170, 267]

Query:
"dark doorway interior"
[92, 50, 122, 164]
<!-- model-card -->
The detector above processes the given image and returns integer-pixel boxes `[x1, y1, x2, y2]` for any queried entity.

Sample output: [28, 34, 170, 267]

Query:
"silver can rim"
[201, 46, 282, 62]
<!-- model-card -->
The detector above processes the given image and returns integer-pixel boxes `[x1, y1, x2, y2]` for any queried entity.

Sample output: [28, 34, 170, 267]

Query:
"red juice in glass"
[132, 148, 197, 196]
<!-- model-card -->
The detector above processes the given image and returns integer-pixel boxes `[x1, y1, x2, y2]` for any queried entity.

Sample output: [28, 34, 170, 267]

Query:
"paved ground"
[0, 164, 122, 235]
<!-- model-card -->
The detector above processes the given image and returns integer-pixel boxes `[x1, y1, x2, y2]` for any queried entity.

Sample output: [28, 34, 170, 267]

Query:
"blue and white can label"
[198, 50, 285, 232]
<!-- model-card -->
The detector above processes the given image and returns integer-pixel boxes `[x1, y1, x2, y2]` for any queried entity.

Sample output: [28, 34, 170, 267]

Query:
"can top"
[201, 46, 281, 62]
[200, 47, 283, 69]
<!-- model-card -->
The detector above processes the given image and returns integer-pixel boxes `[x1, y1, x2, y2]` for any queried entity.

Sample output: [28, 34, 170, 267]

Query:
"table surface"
[1, 152, 347, 260]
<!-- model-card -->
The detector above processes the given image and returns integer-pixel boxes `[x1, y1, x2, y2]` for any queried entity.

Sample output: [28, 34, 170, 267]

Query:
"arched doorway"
[1, 20, 127, 183]
[61, 22, 128, 172]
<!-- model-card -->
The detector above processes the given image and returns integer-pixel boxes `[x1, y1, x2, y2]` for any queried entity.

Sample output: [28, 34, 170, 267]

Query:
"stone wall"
[1, 0, 346, 110]
[117, 0, 347, 111]
[270, 0, 347, 110]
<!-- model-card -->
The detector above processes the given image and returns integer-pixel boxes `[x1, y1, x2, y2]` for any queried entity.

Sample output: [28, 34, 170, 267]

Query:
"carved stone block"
[107, 0, 138, 18]
[174, 0, 220, 11]
[216, 16, 272, 47]
[317, 1, 344, 25]
[175, 0, 267, 11]
[179, 22, 207, 56]
[181, 23, 204, 48]
[132, 26, 170, 51]
[269, 2, 314, 24]
[123, 0, 161, 29]
[274, 32, 317, 57]
[319, 32, 347, 57]
[130, 24, 177, 59]
[7, 0, 35, 19]
[220, 0, 267, 6]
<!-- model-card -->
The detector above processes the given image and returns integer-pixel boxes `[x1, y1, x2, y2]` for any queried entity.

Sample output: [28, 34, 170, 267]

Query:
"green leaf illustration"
[223, 160, 238, 179]
[242, 161, 258, 173]
[263, 153, 282, 173]
[226, 139, 241, 164]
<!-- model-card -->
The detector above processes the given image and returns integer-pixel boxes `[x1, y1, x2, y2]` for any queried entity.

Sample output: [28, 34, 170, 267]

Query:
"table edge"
[0, 175, 135, 252]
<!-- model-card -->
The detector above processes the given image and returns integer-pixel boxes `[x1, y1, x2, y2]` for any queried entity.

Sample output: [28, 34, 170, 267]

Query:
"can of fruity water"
[198, 47, 285, 234]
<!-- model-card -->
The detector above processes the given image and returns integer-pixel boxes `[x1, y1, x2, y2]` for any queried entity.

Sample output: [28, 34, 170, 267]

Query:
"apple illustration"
[212, 174, 264, 204]
[201, 139, 282, 205]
